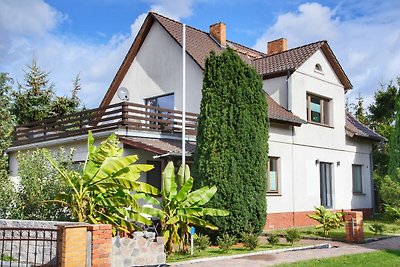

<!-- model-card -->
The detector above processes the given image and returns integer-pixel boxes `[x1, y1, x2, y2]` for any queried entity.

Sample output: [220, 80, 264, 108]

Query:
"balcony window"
[306, 94, 330, 125]
[145, 93, 174, 129]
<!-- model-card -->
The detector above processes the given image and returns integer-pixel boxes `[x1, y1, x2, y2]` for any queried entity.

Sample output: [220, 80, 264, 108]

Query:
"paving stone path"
[170, 236, 400, 267]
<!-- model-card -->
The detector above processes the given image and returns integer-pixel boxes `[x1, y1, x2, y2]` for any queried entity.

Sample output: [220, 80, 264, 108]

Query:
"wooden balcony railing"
[12, 102, 199, 146]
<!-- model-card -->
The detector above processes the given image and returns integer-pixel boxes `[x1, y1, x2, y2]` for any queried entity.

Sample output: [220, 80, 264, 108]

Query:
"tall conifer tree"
[388, 95, 400, 180]
[193, 48, 269, 236]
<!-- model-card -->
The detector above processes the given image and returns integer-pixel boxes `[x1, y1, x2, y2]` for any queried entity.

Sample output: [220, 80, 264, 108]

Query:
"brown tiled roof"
[152, 12, 264, 69]
[266, 95, 305, 126]
[345, 113, 385, 142]
[251, 41, 325, 75]
[119, 136, 196, 155]
[251, 41, 352, 90]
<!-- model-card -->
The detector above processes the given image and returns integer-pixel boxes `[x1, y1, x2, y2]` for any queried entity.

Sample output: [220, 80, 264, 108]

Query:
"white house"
[8, 12, 383, 229]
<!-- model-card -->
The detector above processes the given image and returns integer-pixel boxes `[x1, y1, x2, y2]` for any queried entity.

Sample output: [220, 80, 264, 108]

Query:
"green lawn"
[167, 242, 296, 263]
[265, 219, 400, 241]
[275, 250, 400, 267]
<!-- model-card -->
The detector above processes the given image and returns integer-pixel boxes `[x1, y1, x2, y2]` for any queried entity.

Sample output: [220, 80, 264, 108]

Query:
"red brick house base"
[264, 208, 373, 230]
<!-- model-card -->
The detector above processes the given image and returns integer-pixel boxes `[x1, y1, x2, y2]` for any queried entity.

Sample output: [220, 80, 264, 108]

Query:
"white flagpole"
[182, 24, 186, 167]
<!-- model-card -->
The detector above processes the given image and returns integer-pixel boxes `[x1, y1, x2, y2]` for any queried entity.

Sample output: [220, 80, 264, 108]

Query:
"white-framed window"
[267, 157, 280, 194]
[315, 63, 323, 72]
[352, 164, 363, 194]
[306, 93, 330, 126]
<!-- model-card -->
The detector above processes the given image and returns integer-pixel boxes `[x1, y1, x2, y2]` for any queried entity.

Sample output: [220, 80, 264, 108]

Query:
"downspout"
[370, 152, 375, 216]
[287, 71, 292, 111]
[291, 126, 295, 227]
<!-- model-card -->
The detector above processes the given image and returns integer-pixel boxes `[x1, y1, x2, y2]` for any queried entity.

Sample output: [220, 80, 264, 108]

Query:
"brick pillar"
[87, 224, 112, 267]
[58, 224, 88, 267]
[344, 211, 364, 243]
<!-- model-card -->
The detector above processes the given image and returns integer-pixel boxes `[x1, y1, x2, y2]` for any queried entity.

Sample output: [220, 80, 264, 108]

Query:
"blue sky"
[1, 0, 400, 108]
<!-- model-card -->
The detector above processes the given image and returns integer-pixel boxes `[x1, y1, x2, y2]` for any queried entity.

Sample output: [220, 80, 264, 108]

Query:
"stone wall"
[112, 231, 166, 267]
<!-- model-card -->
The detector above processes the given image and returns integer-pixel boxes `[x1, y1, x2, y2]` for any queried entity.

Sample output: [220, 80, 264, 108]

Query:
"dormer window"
[306, 93, 330, 126]
[315, 63, 323, 72]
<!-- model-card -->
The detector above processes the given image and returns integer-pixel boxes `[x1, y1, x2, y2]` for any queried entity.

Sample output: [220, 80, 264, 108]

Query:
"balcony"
[12, 102, 199, 147]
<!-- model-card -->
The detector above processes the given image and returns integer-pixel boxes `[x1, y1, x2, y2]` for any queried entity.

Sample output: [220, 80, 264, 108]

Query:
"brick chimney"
[210, 22, 226, 47]
[267, 38, 288, 56]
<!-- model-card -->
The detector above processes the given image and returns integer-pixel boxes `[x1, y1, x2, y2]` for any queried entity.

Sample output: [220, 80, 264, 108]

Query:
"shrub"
[384, 204, 400, 221]
[285, 228, 301, 245]
[369, 222, 386, 235]
[217, 233, 237, 252]
[267, 234, 280, 246]
[15, 148, 74, 221]
[193, 48, 269, 237]
[242, 232, 259, 250]
[194, 234, 210, 252]
[307, 206, 344, 236]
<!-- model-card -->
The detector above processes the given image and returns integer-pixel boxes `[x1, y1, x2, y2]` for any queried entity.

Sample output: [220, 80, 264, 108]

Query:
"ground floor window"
[352, 164, 363, 194]
[267, 157, 279, 194]
[320, 162, 333, 208]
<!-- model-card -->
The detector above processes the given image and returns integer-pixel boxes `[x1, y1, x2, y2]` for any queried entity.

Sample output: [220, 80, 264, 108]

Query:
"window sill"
[307, 121, 334, 129]
[353, 192, 366, 196]
[267, 193, 282, 197]
[314, 70, 324, 75]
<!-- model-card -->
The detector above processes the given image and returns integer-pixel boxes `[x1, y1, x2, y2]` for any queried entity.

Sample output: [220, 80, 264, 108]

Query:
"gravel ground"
[169, 236, 400, 267]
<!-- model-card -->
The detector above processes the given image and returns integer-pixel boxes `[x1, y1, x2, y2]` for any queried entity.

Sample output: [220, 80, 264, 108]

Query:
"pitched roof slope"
[251, 41, 352, 90]
[345, 113, 385, 142]
[151, 12, 265, 68]
[266, 95, 305, 126]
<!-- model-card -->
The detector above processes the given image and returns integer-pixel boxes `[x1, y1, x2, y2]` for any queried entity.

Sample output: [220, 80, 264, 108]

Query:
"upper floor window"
[267, 157, 280, 194]
[306, 94, 330, 125]
[145, 93, 174, 128]
[315, 63, 323, 72]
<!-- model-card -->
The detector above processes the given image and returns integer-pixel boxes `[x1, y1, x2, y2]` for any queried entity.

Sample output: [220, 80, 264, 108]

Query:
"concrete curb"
[170, 243, 331, 266]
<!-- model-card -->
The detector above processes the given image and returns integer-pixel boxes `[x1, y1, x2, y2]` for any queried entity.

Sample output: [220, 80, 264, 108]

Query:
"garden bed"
[264, 219, 400, 242]
[167, 237, 317, 263]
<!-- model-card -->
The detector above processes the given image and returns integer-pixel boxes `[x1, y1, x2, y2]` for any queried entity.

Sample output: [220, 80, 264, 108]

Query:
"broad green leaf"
[182, 186, 217, 207]
[202, 208, 229, 216]
[175, 177, 194, 202]
[162, 161, 177, 199]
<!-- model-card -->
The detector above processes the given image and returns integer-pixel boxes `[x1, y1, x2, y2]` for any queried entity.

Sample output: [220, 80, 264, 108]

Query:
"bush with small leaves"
[242, 232, 259, 250]
[285, 228, 301, 245]
[217, 233, 237, 252]
[267, 234, 280, 246]
[369, 222, 386, 235]
[194, 234, 211, 252]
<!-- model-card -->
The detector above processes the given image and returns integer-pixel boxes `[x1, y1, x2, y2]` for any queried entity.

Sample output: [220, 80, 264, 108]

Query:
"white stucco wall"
[263, 76, 288, 109]
[110, 21, 203, 114]
[263, 49, 374, 213]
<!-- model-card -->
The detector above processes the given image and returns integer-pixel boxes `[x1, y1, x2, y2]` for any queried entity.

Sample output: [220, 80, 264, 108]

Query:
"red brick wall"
[87, 224, 112, 267]
[264, 208, 373, 230]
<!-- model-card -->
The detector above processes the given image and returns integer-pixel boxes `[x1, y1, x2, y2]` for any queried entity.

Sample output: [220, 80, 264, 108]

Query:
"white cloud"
[253, 2, 400, 106]
[0, 0, 195, 108]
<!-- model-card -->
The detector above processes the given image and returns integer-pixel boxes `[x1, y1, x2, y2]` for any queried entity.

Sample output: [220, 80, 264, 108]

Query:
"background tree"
[0, 73, 17, 218]
[12, 59, 81, 125]
[388, 89, 400, 180]
[193, 48, 269, 237]
[14, 148, 74, 221]
[352, 92, 368, 124]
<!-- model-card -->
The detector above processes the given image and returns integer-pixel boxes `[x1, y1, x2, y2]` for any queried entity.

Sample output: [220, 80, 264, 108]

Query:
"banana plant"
[45, 131, 159, 234]
[150, 162, 229, 255]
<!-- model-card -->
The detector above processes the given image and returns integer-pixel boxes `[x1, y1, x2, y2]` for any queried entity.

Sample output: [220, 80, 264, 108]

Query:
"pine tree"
[353, 92, 367, 124]
[388, 95, 400, 180]
[193, 48, 269, 237]
[12, 59, 81, 124]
